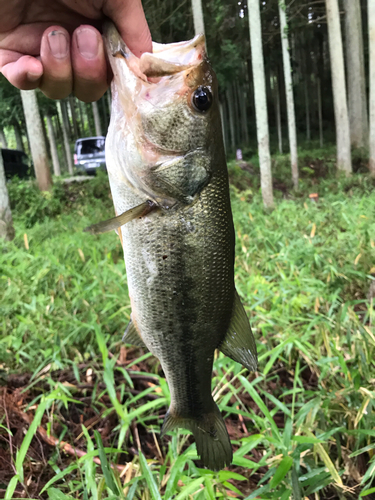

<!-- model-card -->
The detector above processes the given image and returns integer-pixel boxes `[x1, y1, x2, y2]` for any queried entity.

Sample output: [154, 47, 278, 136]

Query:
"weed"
[1, 157, 375, 498]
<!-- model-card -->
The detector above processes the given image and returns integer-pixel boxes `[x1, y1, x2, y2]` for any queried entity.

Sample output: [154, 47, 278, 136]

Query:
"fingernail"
[76, 28, 99, 59]
[48, 30, 69, 59]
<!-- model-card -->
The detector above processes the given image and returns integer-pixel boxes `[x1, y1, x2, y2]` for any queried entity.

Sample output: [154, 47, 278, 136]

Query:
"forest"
[0, 0, 375, 499]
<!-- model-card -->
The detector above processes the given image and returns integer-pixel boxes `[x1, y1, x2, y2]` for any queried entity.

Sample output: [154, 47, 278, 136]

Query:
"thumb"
[103, 0, 152, 57]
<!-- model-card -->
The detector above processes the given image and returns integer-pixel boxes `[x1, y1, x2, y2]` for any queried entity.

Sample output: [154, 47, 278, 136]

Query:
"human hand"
[0, 0, 152, 102]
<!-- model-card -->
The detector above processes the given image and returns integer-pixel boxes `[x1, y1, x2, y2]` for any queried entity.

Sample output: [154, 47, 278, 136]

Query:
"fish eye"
[192, 86, 212, 112]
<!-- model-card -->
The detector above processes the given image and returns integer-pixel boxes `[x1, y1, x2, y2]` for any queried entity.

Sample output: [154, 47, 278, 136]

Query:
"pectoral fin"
[149, 151, 211, 204]
[122, 318, 149, 350]
[83, 201, 157, 235]
[219, 290, 257, 372]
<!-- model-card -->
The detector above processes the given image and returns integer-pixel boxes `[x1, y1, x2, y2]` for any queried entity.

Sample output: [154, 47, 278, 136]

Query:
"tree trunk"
[304, 78, 311, 142]
[247, 59, 255, 120]
[46, 115, 61, 177]
[0, 128, 7, 148]
[369, 0, 375, 176]
[0, 149, 14, 240]
[92, 101, 102, 137]
[248, 0, 274, 209]
[344, 0, 368, 148]
[325, 0, 352, 174]
[59, 100, 74, 174]
[219, 101, 227, 154]
[232, 83, 241, 145]
[54, 113, 65, 170]
[69, 96, 80, 139]
[41, 115, 51, 162]
[271, 72, 283, 154]
[317, 77, 324, 148]
[191, 0, 205, 35]
[24, 128, 31, 157]
[20, 90, 52, 191]
[61, 99, 73, 140]
[239, 85, 249, 146]
[85, 103, 94, 136]
[279, 0, 298, 189]
[106, 90, 112, 115]
[265, 66, 273, 117]
[226, 88, 236, 154]
[290, 32, 299, 83]
[13, 122, 24, 151]
[78, 100, 85, 134]
[100, 96, 108, 130]
[54, 111, 62, 146]
[53, 113, 59, 141]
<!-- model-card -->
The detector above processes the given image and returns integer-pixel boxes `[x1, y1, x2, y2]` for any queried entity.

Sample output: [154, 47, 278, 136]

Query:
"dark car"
[2, 149, 32, 180]
[74, 136, 106, 175]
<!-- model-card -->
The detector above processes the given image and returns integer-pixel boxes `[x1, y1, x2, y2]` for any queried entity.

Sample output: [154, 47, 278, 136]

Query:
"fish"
[86, 21, 257, 470]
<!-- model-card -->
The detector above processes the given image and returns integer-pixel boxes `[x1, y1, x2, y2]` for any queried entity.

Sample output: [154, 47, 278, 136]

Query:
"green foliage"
[228, 146, 375, 196]
[143, 0, 250, 93]
[0, 76, 59, 126]
[7, 171, 112, 227]
[1, 159, 375, 498]
[0, 75, 25, 130]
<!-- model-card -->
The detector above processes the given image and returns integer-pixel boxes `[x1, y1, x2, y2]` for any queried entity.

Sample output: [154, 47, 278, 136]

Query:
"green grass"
[1, 160, 375, 499]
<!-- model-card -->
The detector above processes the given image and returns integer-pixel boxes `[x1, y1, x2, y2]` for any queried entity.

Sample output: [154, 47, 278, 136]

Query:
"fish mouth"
[103, 21, 211, 158]
[103, 21, 206, 80]
[103, 22, 216, 208]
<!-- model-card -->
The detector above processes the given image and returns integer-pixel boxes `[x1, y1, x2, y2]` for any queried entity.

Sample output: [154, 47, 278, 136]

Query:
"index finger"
[1, 52, 43, 90]
[103, 0, 152, 57]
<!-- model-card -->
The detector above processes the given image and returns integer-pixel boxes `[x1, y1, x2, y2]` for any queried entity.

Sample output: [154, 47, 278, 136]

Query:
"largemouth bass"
[87, 22, 257, 470]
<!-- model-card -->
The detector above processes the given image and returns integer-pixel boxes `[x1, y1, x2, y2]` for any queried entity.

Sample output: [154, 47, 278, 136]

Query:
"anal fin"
[219, 290, 257, 372]
[83, 200, 157, 235]
[122, 318, 149, 351]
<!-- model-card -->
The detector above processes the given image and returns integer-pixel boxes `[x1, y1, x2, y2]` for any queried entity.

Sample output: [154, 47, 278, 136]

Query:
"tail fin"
[161, 404, 232, 470]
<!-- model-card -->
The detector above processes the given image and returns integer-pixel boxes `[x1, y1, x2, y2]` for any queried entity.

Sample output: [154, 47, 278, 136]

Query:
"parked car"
[74, 136, 106, 175]
[1, 149, 32, 180]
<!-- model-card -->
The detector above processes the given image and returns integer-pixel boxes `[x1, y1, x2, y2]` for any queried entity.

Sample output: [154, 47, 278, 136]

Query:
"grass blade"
[291, 464, 302, 500]
[239, 375, 281, 440]
[94, 430, 120, 496]
[164, 454, 189, 500]
[174, 477, 204, 500]
[4, 475, 19, 500]
[16, 398, 48, 482]
[204, 477, 216, 500]
[47, 487, 74, 500]
[138, 450, 162, 500]
[81, 425, 98, 499]
[127, 478, 140, 500]
[314, 442, 343, 487]
[360, 486, 375, 497]
[103, 364, 128, 422]
[270, 456, 293, 488]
